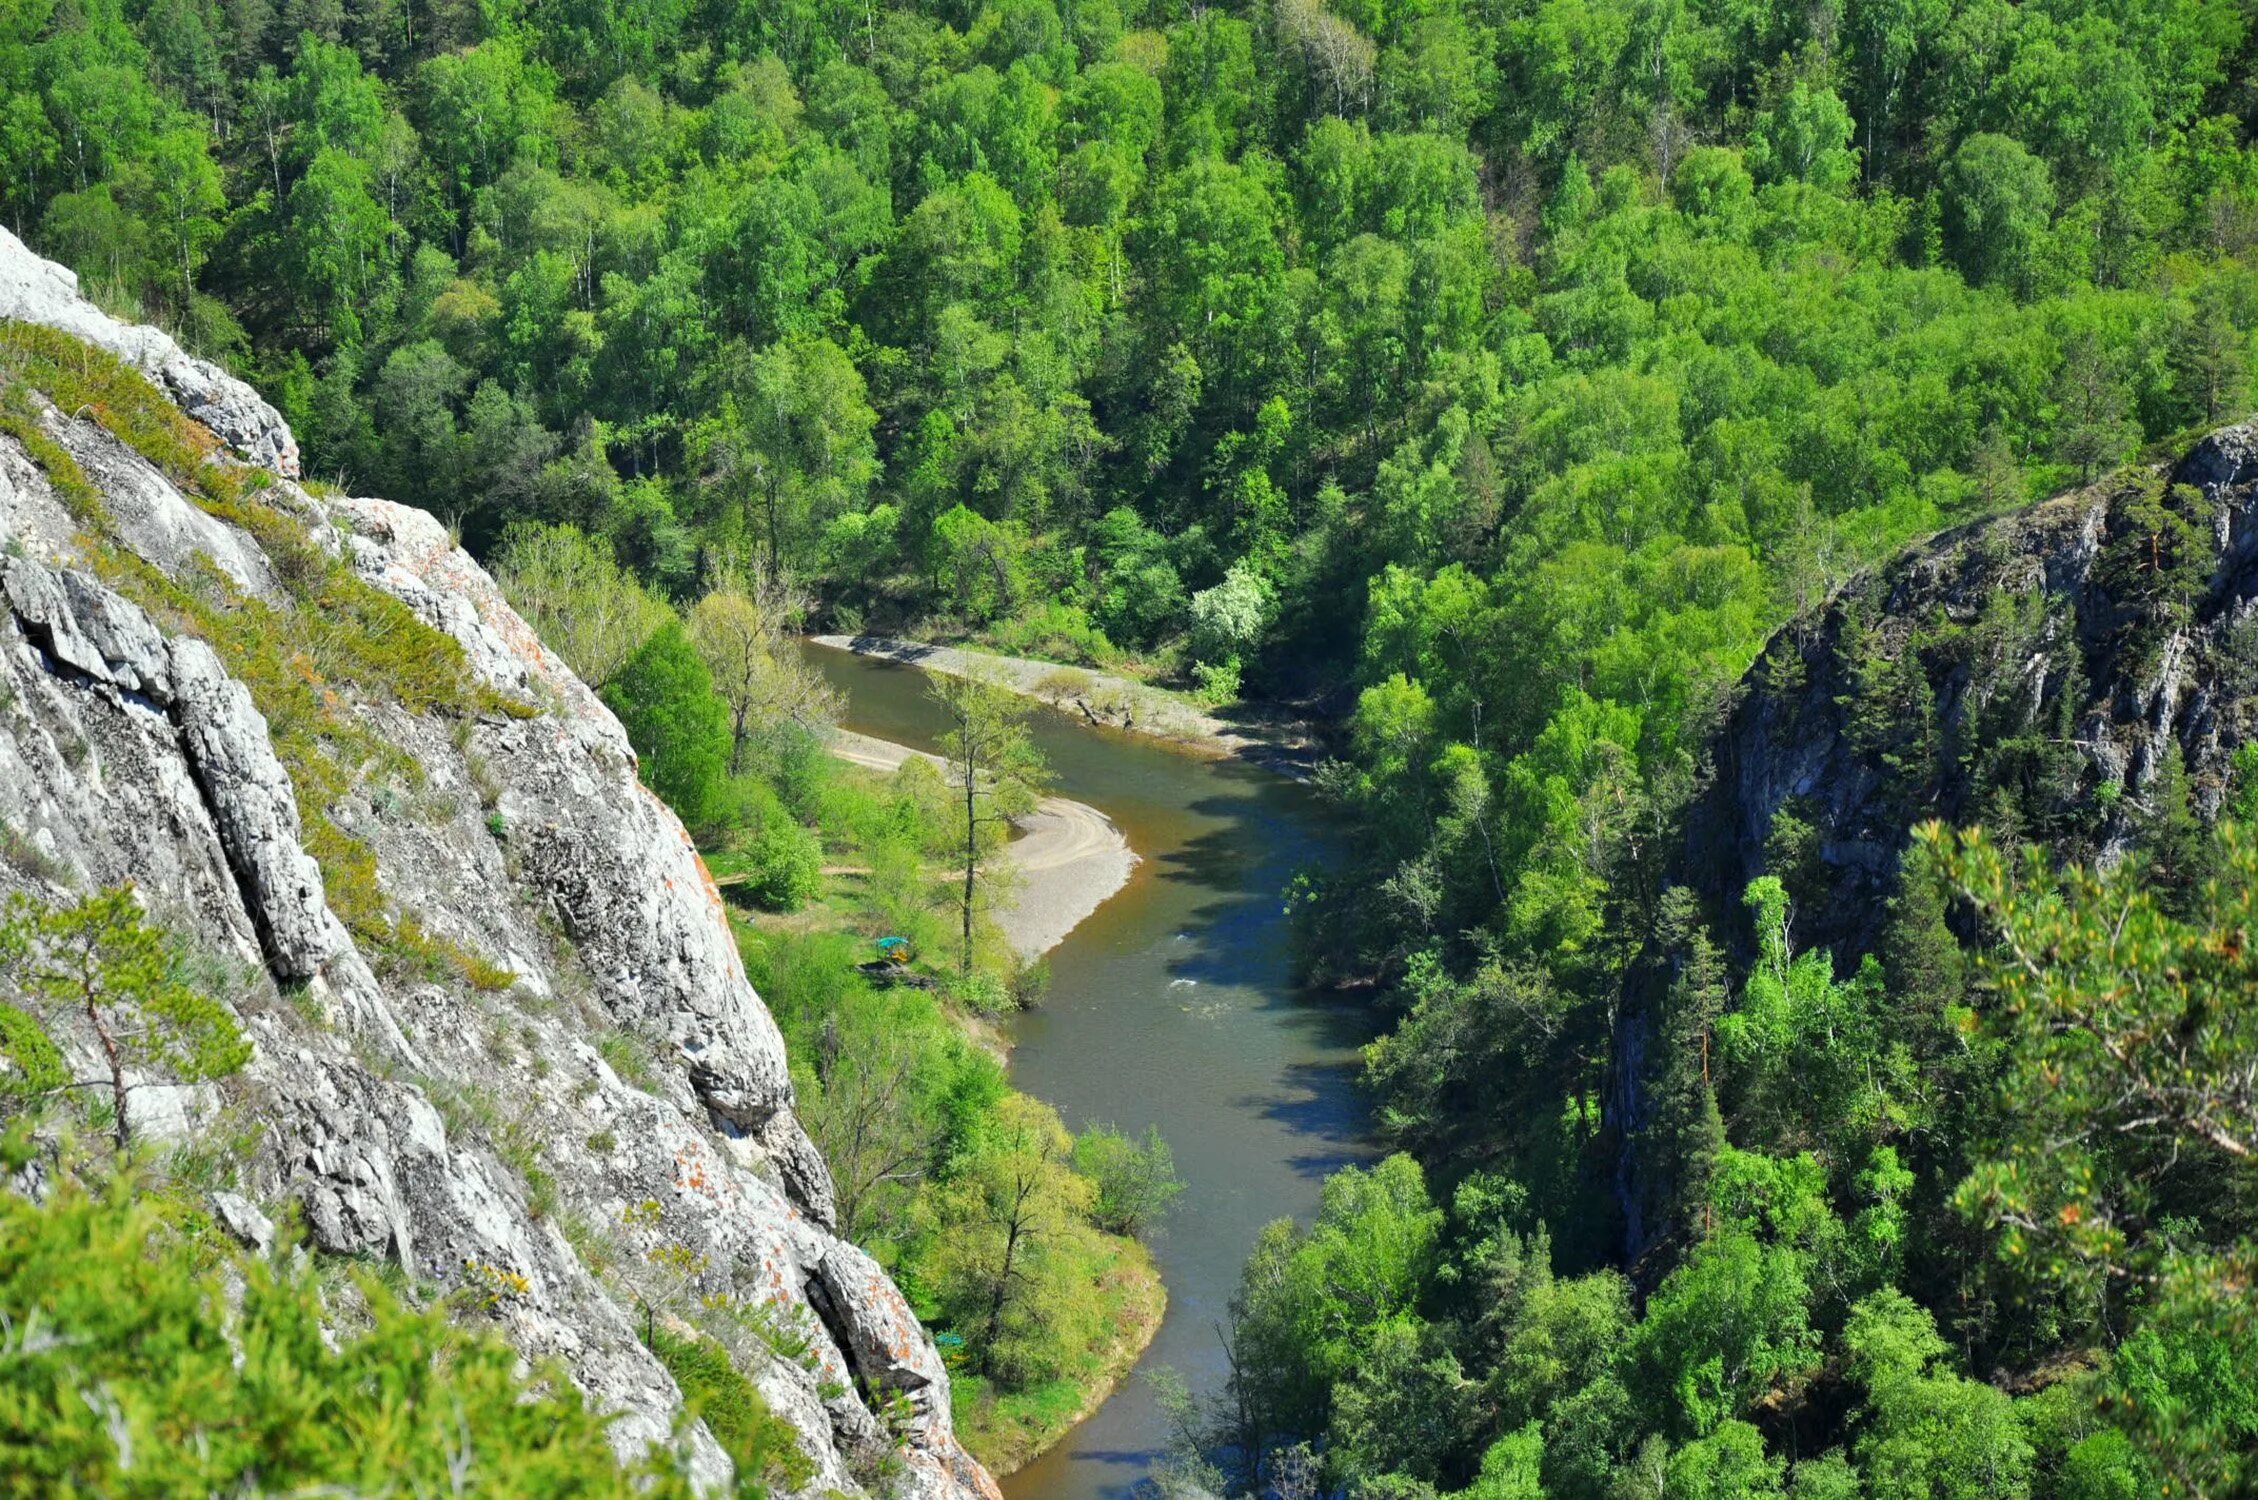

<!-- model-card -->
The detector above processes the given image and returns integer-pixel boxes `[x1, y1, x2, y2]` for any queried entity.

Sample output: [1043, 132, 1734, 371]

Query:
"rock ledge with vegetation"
[0, 226, 996, 1500]
[1683, 421, 2258, 957]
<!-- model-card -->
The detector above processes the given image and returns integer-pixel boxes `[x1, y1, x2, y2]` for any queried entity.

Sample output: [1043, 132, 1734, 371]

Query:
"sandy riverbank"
[810, 633, 1321, 777]
[827, 728, 1137, 960]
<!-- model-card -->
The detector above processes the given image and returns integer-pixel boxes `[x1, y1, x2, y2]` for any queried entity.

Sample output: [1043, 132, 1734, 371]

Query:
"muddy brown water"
[800, 643, 1378, 1499]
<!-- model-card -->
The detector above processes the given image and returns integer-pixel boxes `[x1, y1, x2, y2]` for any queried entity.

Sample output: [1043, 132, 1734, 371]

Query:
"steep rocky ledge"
[1612, 419, 2258, 1263]
[1682, 420, 2258, 958]
[0, 227, 996, 1500]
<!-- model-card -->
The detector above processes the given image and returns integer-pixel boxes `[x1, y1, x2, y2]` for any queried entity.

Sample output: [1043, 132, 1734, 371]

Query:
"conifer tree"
[2134, 739, 2211, 916]
[0, 887, 250, 1154]
[1652, 888, 1728, 1248]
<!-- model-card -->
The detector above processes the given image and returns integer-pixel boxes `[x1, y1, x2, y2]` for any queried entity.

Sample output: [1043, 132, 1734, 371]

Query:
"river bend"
[802, 644, 1377, 1500]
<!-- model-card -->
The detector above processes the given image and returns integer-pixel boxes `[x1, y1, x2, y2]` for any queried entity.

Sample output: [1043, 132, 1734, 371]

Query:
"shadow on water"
[796, 643, 1378, 1500]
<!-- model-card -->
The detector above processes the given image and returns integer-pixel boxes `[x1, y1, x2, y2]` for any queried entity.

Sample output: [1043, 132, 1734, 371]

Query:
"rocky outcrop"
[0, 226, 299, 478]
[1, 556, 345, 978]
[1607, 424, 2258, 1269]
[0, 233, 993, 1499]
[1678, 424, 2258, 961]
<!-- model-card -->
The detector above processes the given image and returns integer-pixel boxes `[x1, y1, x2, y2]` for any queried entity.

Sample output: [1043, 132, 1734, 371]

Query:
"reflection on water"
[798, 645, 1376, 1500]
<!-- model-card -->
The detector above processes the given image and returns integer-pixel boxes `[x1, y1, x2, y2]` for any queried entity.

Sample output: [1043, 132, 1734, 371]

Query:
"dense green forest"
[5, 0, 2258, 1492]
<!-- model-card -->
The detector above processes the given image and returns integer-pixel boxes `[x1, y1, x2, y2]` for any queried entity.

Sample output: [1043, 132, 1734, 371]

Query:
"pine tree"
[0, 887, 250, 1154]
[1878, 841, 1965, 1031]
[2135, 739, 2211, 916]
[1652, 888, 1729, 1247]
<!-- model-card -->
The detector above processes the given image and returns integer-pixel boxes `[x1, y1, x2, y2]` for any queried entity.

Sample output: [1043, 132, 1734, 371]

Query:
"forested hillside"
[7, 0, 2254, 691]
[1192, 430, 2258, 1500]
[6, 0, 2258, 1492]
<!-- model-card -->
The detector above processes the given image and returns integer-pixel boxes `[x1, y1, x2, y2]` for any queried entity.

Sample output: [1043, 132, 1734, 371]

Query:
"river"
[800, 643, 1377, 1500]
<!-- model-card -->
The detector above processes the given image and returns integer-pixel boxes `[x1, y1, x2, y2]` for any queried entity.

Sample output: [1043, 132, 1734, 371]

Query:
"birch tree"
[930, 670, 1046, 977]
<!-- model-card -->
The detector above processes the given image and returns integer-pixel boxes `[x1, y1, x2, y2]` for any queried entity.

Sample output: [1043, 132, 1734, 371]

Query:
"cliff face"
[1606, 422, 2258, 1264]
[0, 228, 996, 1500]
[1682, 421, 2258, 957]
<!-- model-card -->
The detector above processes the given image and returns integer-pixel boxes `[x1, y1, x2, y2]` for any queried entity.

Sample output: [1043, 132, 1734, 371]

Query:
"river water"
[800, 643, 1376, 1500]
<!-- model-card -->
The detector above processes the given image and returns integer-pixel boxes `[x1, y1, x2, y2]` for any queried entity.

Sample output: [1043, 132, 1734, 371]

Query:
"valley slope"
[0, 226, 997, 1500]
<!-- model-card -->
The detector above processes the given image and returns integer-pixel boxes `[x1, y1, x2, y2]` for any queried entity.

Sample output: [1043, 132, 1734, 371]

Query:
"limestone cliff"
[1612, 420, 2258, 1264]
[1682, 421, 2258, 958]
[0, 227, 996, 1500]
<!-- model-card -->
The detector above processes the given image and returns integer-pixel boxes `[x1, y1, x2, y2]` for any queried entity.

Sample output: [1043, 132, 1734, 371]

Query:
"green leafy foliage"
[1206, 825, 2258, 1498]
[494, 523, 676, 690]
[0, 1179, 694, 1495]
[6, 0, 2258, 1490]
[744, 820, 824, 911]
[1071, 1122, 1184, 1238]
[1225, 1154, 1443, 1454]
[1841, 1290, 2033, 1500]
[603, 620, 734, 829]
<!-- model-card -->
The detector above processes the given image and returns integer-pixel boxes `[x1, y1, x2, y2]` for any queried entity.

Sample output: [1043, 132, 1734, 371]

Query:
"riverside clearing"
[823, 727, 1137, 960]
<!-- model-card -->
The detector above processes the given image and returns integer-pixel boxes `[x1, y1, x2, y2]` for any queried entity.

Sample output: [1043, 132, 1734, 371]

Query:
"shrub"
[948, 970, 1014, 1017]
[1192, 657, 1241, 705]
[492, 522, 674, 690]
[746, 821, 824, 912]
[0, 887, 250, 1153]
[595, 1028, 662, 1092]
[0, 323, 216, 488]
[1094, 553, 1186, 650]
[1034, 666, 1097, 702]
[991, 602, 1117, 667]
[735, 928, 874, 1043]
[648, 1326, 813, 1492]
[0, 1178, 691, 1495]
[819, 503, 901, 580]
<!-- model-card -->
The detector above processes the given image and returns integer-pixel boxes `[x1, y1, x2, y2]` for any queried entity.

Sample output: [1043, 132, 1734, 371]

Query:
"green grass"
[0, 322, 528, 991]
[0, 321, 220, 493]
[647, 1326, 814, 1491]
[594, 1028, 661, 1092]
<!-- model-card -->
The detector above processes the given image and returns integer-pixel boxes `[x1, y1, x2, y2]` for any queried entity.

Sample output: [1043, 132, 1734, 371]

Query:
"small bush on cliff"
[0, 322, 215, 488]
[648, 1325, 813, 1495]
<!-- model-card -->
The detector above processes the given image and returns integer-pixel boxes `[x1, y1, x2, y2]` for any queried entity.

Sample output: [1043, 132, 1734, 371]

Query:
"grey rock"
[211, 1191, 276, 1255]
[3, 557, 171, 694]
[0, 229, 991, 1500]
[813, 1238, 952, 1405]
[169, 637, 346, 979]
[0, 226, 298, 477]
